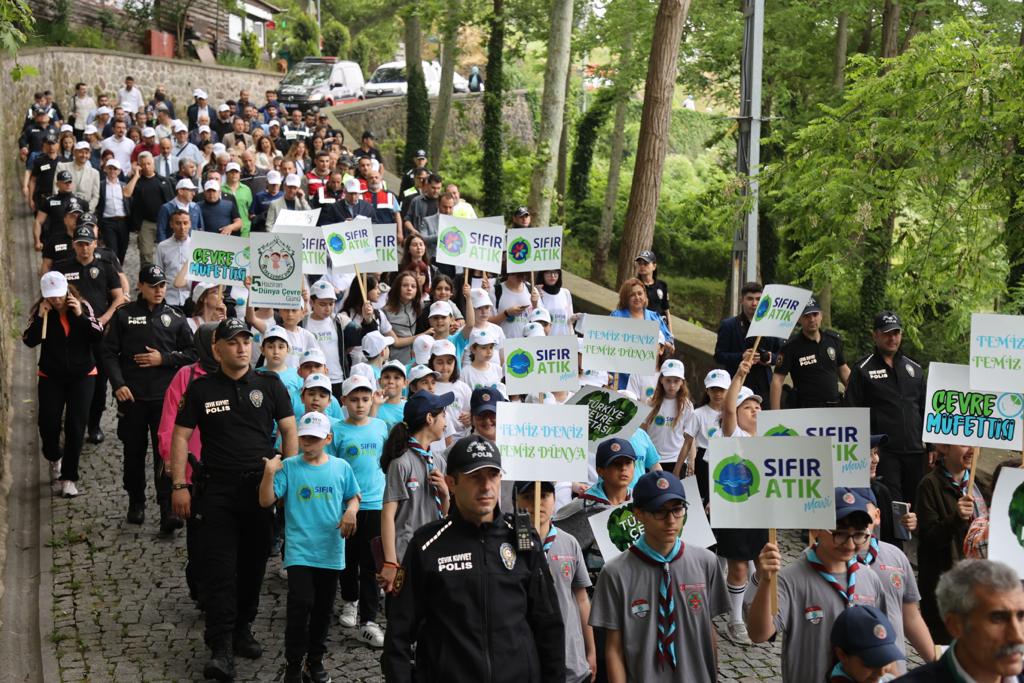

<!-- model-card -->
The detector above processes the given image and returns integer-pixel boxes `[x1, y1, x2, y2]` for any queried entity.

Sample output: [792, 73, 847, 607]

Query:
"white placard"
[272, 208, 320, 230]
[970, 313, 1024, 392]
[496, 402, 589, 482]
[707, 436, 835, 529]
[923, 362, 1023, 451]
[321, 219, 376, 268]
[186, 231, 249, 286]
[505, 226, 563, 273]
[757, 408, 872, 487]
[502, 335, 580, 395]
[566, 386, 646, 452]
[248, 232, 304, 308]
[333, 223, 399, 274]
[272, 223, 327, 275]
[987, 467, 1024, 579]
[580, 315, 660, 375]
[745, 284, 813, 339]
[435, 215, 506, 274]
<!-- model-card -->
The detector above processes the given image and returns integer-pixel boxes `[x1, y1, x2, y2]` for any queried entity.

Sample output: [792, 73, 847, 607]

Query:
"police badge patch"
[160, 313, 171, 327]
[499, 542, 517, 570]
[906, 364, 915, 377]
[826, 346, 836, 361]
[249, 389, 264, 407]
[89, 266, 100, 279]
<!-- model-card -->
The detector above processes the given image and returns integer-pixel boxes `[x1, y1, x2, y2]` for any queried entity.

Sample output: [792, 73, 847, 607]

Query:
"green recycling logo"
[713, 454, 761, 503]
[764, 424, 799, 437]
[753, 296, 772, 322]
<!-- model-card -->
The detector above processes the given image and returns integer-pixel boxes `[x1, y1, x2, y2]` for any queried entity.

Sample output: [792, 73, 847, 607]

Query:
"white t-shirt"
[460, 362, 504, 391]
[683, 404, 724, 449]
[497, 284, 533, 339]
[283, 326, 319, 370]
[460, 322, 506, 367]
[435, 379, 472, 438]
[644, 398, 693, 463]
[540, 288, 574, 337]
[626, 373, 658, 403]
[304, 315, 343, 383]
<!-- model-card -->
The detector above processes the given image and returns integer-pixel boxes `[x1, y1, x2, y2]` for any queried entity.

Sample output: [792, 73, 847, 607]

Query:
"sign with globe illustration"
[505, 226, 564, 273]
[333, 223, 399, 274]
[987, 467, 1024, 579]
[435, 215, 506, 273]
[757, 408, 872, 487]
[319, 219, 375, 268]
[922, 362, 1024, 451]
[501, 335, 579, 394]
[707, 436, 835, 529]
[745, 284, 812, 339]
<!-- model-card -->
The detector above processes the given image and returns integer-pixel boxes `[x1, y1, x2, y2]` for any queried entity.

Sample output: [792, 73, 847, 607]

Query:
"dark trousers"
[877, 449, 925, 506]
[38, 374, 95, 481]
[87, 364, 108, 434]
[198, 473, 273, 648]
[100, 216, 129, 264]
[286, 565, 339, 665]
[186, 510, 202, 603]
[117, 398, 169, 508]
[695, 447, 710, 506]
[340, 509, 381, 623]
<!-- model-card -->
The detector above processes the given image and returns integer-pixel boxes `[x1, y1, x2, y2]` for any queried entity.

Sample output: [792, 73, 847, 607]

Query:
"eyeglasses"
[830, 531, 871, 546]
[648, 506, 687, 521]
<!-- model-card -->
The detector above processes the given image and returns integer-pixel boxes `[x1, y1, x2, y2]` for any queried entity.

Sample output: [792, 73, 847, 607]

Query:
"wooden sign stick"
[769, 527, 779, 615]
[42, 309, 48, 340]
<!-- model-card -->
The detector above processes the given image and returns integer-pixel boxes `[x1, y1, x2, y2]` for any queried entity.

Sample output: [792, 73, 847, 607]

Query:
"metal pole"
[744, 0, 764, 283]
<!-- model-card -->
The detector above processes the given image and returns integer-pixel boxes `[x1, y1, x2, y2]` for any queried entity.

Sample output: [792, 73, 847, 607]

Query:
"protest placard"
[502, 335, 579, 395]
[579, 315, 660, 375]
[923, 362, 1023, 451]
[987, 467, 1024, 579]
[186, 231, 248, 286]
[707, 436, 835, 529]
[745, 284, 813, 339]
[272, 208, 320, 230]
[566, 386, 646, 452]
[435, 215, 506, 274]
[321, 219, 376, 269]
[248, 232, 304, 308]
[495, 402, 589, 482]
[505, 226, 563, 273]
[970, 313, 1024, 392]
[757, 408, 872, 487]
[272, 223, 327, 275]
[589, 477, 717, 561]
[332, 223, 399, 273]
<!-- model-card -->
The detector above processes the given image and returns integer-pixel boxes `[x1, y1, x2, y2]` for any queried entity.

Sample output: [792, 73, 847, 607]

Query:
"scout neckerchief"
[939, 463, 969, 498]
[861, 536, 880, 566]
[828, 663, 855, 682]
[578, 481, 631, 505]
[806, 543, 859, 607]
[542, 524, 557, 555]
[629, 537, 684, 671]
[408, 437, 443, 519]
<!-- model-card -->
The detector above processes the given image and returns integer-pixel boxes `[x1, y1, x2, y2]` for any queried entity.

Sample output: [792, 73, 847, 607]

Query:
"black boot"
[203, 645, 235, 681]
[303, 656, 331, 683]
[283, 661, 303, 683]
[233, 624, 262, 659]
[126, 501, 145, 525]
[158, 506, 184, 536]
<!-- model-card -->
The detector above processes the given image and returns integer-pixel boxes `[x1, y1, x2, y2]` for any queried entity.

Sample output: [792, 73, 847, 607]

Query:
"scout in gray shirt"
[515, 481, 596, 683]
[378, 390, 454, 594]
[746, 488, 889, 683]
[590, 471, 728, 682]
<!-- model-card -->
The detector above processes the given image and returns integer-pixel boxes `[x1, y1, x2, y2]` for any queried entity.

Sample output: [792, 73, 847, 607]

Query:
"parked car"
[362, 61, 441, 98]
[277, 57, 365, 111]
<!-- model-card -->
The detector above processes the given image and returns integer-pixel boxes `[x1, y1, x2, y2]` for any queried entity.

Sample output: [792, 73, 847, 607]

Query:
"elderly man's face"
[947, 585, 1024, 678]
[160, 139, 172, 154]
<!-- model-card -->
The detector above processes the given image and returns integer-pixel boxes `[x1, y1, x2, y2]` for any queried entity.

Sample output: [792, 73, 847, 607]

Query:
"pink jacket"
[158, 363, 206, 484]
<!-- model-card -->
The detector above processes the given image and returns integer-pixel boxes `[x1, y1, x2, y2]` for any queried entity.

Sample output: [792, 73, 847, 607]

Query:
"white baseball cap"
[225, 161, 241, 173]
[268, 119, 281, 128]
[40, 271, 68, 298]
[172, 121, 188, 133]
[431, 339, 457, 358]
[176, 178, 197, 191]
[261, 325, 290, 347]
[300, 347, 328, 367]
[310, 280, 336, 300]
[74, 140, 91, 150]
[428, 301, 452, 319]
[344, 178, 362, 193]
[121, 102, 138, 114]
[83, 124, 98, 135]
[412, 335, 434, 365]
[381, 359, 407, 377]
[60, 123, 73, 133]
[704, 369, 731, 390]
[469, 328, 497, 347]
[212, 143, 226, 155]
[203, 179, 220, 192]
[530, 308, 552, 324]
[296, 411, 332, 439]
[523, 322, 545, 338]
[142, 126, 156, 138]
[470, 288, 491, 310]
[193, 88, 208, 99]
[191, 282, 218, 303]
[284, 173, 302, 187]
[342, 374, 373, 396]
[218, 103, 231, 112]
[105, 158, 121, 170]
[95, 106, 113, 117]
[198, 124, 211, 133]
[266, 170, 282, 185]
[736, 386, 763, 407]
[361, 330, 394, 358]
[408, 364, 439, 383]
[660, 358, 686, 380]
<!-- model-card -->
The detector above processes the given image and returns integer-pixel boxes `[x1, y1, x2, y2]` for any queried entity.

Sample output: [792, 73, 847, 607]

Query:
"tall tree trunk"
[616, 0, 691, 287]
[555, 59, 573, 225]
[592, 88, 628, 285]
[429, 11, 459, 168]
[833, 12, 848, 91]
[481, 0, 505, 217]
[526, 0, 574, 227]
[880, 1, 900, 59]
[856, 8, 874, 54]
[404, 13, 431, 169]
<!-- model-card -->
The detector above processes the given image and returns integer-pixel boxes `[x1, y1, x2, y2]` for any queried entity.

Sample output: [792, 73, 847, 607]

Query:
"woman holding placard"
[609, 278, 674, 390]
[713, 349, 767, 646]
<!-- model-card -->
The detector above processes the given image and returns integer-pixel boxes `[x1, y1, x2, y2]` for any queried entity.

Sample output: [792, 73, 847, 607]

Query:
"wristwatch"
[171, 482, 189, 490]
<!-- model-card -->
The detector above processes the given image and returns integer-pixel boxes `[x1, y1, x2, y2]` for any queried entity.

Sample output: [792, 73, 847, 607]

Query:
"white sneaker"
[356, 621, 384, 648]
[49, 459, 61, 482]
[61, 480, 79, 498]
[725, 621, 752, 645]
[338, 601, 358, 628]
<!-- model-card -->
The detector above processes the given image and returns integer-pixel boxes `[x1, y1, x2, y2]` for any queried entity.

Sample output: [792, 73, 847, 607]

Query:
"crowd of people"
[18, 77, 1024, 683]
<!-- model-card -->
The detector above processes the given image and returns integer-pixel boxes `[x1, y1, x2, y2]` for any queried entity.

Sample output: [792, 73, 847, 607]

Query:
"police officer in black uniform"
[102, 264, 195, 530]
[844, 311, 927, 505]
[33, 170, 76, 249]
[399, 149, 429, 195]
[27, 133, 60, 213]
[170, 318, 297, 682]
[54, 223, 125, 330]
[40, 197, 86, 272]
[382, 434, 566, 683]
[770, 295, 851, 409]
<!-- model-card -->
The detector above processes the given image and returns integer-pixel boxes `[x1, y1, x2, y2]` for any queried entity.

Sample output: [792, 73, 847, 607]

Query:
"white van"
[277, 58, 365, 111]
[362, 61, 441, 98]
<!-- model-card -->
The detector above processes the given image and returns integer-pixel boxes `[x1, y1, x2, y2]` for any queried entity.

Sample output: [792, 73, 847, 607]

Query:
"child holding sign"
[430, 340, 472, 438]
[461, 327, 504, 391]
[640, 359, 693, 475]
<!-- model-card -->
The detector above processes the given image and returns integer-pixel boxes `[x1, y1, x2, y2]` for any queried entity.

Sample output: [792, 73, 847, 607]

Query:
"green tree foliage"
[481, 0, 505, 217]
[567, 87, 615, 205]
[285, 12, 320, 62]
[239, 31, 262, 69]
[2, 0, 36, 80]
[403, 12, 431, 168]
[322, 19, 351, 58]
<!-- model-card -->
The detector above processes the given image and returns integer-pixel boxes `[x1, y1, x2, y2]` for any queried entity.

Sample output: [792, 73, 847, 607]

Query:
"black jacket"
[844, 349, 926, 455]
[22, 301, 104, 379]
[94, 178, 132, 222]
[382, 505, 566, 683]
[101, 298, 196, 400]
[714, 313, 782, 399]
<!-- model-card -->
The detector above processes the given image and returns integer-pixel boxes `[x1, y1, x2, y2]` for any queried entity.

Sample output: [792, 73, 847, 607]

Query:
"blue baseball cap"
[851, 487, 878, 506]
[870, 434, 889, 449]
[596, 438, 637, 469]
[633, 471, 687, 512]
[470, 387, 506, 416]
[513, 481, 555, 497]
[830, 605, 905, 667]
[403, 390, 455, 424]
[835, 487, 872, 525]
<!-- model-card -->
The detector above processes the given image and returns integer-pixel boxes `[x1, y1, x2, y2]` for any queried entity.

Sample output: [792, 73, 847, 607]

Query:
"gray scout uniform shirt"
[589, 544, 729, 682]
[545, 529, 592, 683]
[749, 548, 888, 683]
[383, 448, 447, 563]
[864, 540, 920, 674]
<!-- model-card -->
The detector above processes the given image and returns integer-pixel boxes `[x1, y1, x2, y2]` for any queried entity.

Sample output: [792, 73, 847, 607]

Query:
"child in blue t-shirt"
[373, 360, 407, 429]
[259, 411, 360, 683]
[333, 375, 390, 647]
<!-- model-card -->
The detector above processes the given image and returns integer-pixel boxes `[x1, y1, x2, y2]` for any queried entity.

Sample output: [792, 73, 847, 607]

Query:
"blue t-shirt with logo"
[629, 429, 661, 488]
[273, 455, 360, 570]
[377, 401, 405, 430]
[330, 417, 388, 510]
